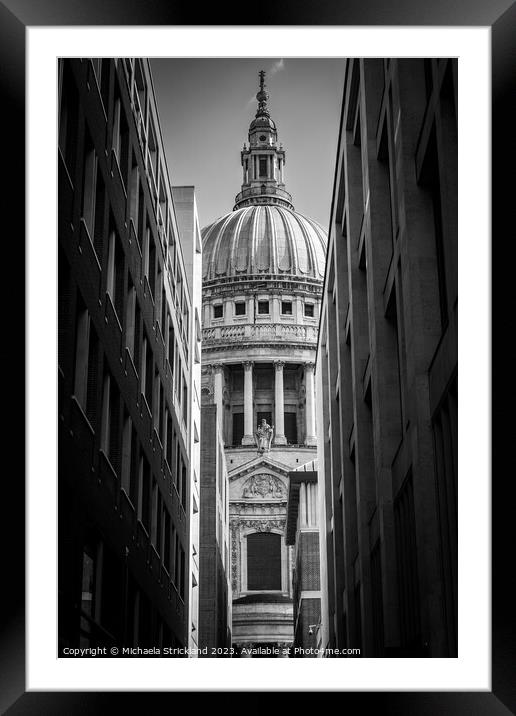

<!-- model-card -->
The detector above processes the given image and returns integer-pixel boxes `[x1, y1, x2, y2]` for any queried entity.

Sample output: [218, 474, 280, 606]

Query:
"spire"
[255, 70, 270, 118]
[233, 71, 294, 211]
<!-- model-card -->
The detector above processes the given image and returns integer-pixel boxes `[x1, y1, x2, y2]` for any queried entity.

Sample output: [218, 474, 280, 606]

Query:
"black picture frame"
[3, 0, 513, 711]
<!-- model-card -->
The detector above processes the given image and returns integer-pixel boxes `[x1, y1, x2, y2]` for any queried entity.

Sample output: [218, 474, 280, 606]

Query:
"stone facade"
[317, 58, 458, 657]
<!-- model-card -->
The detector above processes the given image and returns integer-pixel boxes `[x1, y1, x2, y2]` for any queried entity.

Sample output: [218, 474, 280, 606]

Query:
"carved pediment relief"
[241, 473, 285, 499]
[235, 518, 285, 532]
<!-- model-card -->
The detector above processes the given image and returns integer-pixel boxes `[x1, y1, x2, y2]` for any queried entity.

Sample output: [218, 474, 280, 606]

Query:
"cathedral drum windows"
[304, 302, 315, 318]
[234, 301, 246, 317]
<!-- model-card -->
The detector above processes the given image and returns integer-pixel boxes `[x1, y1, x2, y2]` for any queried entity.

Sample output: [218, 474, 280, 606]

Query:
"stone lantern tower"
[201, 71, 327, 656]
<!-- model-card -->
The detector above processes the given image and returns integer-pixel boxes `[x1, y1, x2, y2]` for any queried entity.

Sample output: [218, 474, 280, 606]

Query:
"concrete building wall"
[171, 186, 203, 653]
[317, 58, 457, 658]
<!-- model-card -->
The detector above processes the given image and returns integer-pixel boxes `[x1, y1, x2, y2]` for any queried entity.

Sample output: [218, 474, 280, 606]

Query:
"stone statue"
[255, 418, 274, 453]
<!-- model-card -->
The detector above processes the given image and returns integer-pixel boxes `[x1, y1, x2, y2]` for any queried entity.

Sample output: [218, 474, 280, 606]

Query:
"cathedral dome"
[202, 205, 327, 282]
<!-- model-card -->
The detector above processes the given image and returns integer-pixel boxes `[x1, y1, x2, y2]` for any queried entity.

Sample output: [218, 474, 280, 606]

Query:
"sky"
[150, 58, 345, 231]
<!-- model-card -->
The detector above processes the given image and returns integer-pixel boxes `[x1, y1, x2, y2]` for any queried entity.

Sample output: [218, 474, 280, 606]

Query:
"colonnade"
[211, 361, 316, 446]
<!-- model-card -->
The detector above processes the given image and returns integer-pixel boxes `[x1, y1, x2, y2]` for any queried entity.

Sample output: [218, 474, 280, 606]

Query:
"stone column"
[305, 361, 317, 446]
[274, 360, 287, 445]
[213, 363, 224, 439]
[242, 361, 255, 445]
[299, 482, 307, 527]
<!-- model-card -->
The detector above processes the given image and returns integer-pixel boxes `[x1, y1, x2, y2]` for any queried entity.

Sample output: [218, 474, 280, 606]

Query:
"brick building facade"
[58, 58, 201, 653]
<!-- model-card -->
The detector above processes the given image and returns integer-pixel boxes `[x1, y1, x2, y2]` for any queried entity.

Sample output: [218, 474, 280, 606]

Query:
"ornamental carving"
[242, 474, 285, 499]
[231, 524, 239, 591]
[238, 518, 285, 532]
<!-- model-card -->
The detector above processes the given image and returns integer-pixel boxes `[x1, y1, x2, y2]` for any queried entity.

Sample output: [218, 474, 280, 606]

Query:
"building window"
[120, 112, 130, 192]
[139, 455, 151, 533]
[255, 364, 273, 390]
[168, 320, 175, 373]
[99, 59, 111, 112]
[100, 372, 121, 473]
[129, 425, 139, 508]
[161, 287, 167, 335]
[175, 537, 186, 599]
[73, 302, 91, 409]
[259, 157, 268, 178]
[125, 281, 136, 358]
[165, 408, 173, 469]
[137, 184, 145, 251]
[419, 124, 449, 332]
[137, 590, 152, 648]
[59, 62, 79, 182]
[143, 224, 157, 303]
[247, 532, 281, 590]
[257, 300, 269, 315]
[106, 221, 124, 323]
[81, 542, 97, 618]
[394, 472, 422, 654]
[213, 304, 223, 319]
[134, 59, 147, 121]
[152, 479, 162, 552]
[163, 509, 171, 573]
[142, 335, 153, 412]
[133, 300, 142, 375]
[153, 368, 161, 434]
[148, 121, 159, 184]
[232, 367, 244, 392]
[232, 412, 244, 446]
[81, 129, 97, 239]
[175, 445, 181, 494]
[93, 167, 106, 264]
[73, 300, 99, 428]
[129, 153, 139, 231]
[181, 459, 187, 510]
[121, 411, 132, 494]
[284, 412, 298, 444]
[281, 301, 292, 315]
[234, 301, 246, 316]
[182, 372, 188, 426]
[304, 303, 315, 318]
[112, 94, 121, 161]
[179, 545, 186, 600]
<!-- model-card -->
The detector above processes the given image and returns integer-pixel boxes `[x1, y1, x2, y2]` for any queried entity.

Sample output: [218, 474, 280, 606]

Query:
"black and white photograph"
[57, 55, 458, 660]
[2, 10, 501, 705]
[0, 0, 511, 706]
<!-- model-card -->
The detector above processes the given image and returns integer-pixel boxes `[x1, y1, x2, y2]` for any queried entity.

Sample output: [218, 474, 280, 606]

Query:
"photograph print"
[58, 57, 457, 660]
